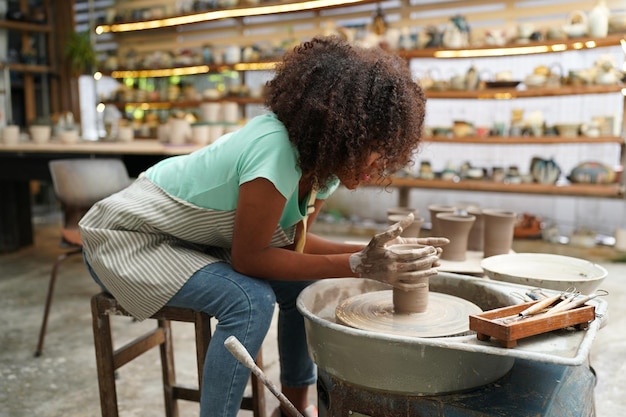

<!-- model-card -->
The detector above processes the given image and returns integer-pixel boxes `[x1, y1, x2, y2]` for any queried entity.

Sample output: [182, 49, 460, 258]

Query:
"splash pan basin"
[297, 272, 607, 395]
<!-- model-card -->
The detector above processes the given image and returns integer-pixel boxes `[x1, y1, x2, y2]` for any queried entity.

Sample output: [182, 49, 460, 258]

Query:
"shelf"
[98, 73, 624, 101]
[425, 84, 624, 99]
[95, 0, 377, 33]
[424, 136, 624, 145]
[375, 177, 624, 198]
[100, 61, 278, 79]
[101, 96, 263, 110]
[1, 63, 53, 74]
[0, 19, 51, 33]
[397, 33, 626, 59]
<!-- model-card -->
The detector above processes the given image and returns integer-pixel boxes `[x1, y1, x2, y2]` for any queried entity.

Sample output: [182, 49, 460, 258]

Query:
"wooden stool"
[91, 292, 267, 417]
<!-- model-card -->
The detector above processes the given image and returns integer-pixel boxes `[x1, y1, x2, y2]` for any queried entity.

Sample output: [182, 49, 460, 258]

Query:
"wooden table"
[0, 140, 200, 252]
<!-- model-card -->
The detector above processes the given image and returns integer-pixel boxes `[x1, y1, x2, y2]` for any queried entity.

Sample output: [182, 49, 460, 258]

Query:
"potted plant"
[63, 30, 97, 139]
[64, 30, 97, 76]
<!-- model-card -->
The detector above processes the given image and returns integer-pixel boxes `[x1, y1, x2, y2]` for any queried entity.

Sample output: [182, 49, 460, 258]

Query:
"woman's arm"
[231, 177, 357, 281]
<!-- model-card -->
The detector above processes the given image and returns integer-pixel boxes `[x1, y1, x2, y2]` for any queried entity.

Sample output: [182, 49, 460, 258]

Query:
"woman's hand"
[385, 236, 449, 268]
[348, 214, 447, 290]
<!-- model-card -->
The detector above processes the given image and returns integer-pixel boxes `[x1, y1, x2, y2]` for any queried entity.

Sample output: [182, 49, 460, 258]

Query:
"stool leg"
[34, 249, 81, 357]
[194, 312, 212, 386]
[91, 295, 120, 417]
[158, 319, 179, 417]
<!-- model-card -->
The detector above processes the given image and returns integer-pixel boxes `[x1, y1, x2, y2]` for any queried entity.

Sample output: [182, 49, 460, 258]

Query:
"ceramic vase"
[30, 125, 51, 144]
[191, 124, 210, 145]
[168, 119, 191, 145]
[200, 102, 222, 123]
[615, 228, 626, 252]
[428, 204, 456, 237]
[482, 209, 517, 258]
[117, 126, 134, 142]
[2, 125, 20, 145]
[436, 213, 476, 261]
[588, 0, 609, 38]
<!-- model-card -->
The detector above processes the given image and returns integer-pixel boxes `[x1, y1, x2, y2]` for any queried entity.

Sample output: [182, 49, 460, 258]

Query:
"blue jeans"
[85, 256, 316, 417]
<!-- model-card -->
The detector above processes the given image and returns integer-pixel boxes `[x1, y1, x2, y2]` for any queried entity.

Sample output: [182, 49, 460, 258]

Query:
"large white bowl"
[481, 253, 607, 294]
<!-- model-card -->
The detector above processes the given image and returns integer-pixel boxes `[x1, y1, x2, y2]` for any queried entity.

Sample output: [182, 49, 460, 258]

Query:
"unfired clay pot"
[436, 213, 476, 261]
[428, 204, 456, 236]
[466, 208, 484, 251]
[388, 214, 425, 238]
[387, 243, 431, 314]
[387, 206, 419, 217]
[482, 209, 517, 258]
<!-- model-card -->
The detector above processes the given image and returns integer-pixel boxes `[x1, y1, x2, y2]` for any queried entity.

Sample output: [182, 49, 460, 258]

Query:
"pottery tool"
[543, 289, 608, 316]
[224, 336, 305, 417]
[497, 290, 572, 323]
[517, 293, 562, 316]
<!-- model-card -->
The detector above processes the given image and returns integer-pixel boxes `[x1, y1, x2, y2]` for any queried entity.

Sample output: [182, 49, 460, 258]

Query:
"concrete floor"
[1, 218, 625, 417]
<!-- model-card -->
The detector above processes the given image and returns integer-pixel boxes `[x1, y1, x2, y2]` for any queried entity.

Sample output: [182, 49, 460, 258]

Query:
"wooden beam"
[54, 0, 80, 121]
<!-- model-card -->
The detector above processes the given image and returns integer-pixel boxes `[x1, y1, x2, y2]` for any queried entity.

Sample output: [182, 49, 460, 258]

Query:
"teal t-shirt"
[145, 113, 338, 229]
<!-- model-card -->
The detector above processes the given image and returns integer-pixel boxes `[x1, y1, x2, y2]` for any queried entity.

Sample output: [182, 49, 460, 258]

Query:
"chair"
[35, 158, 131, 357]
[91, 292, 267, 417]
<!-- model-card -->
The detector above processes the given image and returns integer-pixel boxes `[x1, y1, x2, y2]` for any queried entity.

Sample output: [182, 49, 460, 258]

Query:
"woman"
[79, 36, 446, 417]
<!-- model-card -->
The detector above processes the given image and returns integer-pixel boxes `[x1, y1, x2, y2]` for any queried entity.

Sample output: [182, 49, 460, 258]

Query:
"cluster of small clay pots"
[428, 204, 517, 262]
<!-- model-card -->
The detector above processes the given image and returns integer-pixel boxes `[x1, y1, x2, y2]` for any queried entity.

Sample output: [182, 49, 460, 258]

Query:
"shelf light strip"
[110, 65, 211, 78]
[233, 62, 277, 71]
[96, 0, 368, 33]
[106, 62, 278, 78]
[432, 42, 602, 58]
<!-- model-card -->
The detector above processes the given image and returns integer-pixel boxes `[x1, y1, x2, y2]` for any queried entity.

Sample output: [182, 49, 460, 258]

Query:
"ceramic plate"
[481, 253, 607, 294]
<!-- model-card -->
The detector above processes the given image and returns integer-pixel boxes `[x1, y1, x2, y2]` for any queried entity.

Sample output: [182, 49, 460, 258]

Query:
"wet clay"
[335, 291, 481, 337]
[392, 277, 428, 314]
[336, 243, 482, 337]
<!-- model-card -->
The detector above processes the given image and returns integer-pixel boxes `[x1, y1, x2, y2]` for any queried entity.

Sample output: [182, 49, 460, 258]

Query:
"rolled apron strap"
[294, 190, 317, 253]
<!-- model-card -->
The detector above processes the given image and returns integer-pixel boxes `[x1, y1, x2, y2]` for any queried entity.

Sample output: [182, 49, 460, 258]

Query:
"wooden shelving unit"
[397, 33, 626, 59]
[0, 0, 58, 125]
[372, 177, 624, 199]
[425, 84, 624, 100]
[424, 136, 624, 145]
[101, 96, 263, 110]
[94, 1, 625, 202]
[95, 0, 379, 33]
[0, 19, 52, 33]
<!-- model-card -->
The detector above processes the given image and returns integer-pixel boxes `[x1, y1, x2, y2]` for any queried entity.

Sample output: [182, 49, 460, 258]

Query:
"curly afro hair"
[264, 36, 426, 190]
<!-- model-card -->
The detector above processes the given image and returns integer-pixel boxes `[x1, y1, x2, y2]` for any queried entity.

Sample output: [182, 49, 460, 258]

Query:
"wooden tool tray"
[469, 300, 596, 348]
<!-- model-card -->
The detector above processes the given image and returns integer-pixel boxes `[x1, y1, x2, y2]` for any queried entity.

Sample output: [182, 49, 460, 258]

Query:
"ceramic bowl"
[432, 127, 452, 137]
[568, 161, 616, 184]
[29, 125, 51, 144]
[608, 13, 626, 33]
[555, 123, 580, 138]
[59, 130, 79, 144]
[562, 23, 587, 38]
[524, 74, 546, 88]
[481, 253, 607, 294]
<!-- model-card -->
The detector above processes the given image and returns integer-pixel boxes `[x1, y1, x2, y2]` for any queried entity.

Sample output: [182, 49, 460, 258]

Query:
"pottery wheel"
[335, 291, 482, 338]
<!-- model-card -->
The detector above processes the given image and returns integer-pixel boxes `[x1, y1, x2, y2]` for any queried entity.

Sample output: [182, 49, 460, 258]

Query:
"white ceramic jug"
[588, 1, 610, 38]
